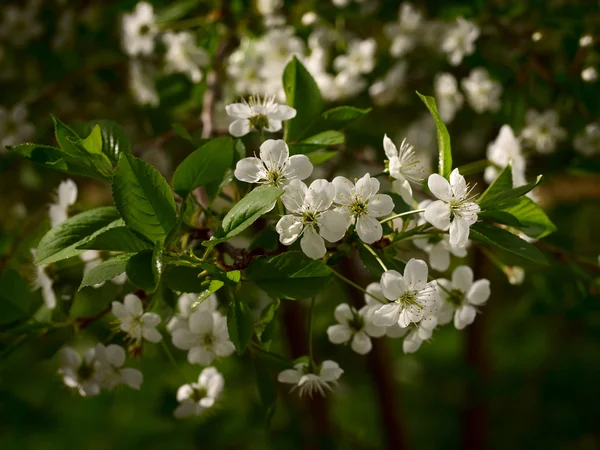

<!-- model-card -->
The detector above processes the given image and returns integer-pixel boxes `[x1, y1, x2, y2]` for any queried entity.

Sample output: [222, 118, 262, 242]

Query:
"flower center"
[203, 333, 215, 347]
[348, 313, 364, 331]
[78, 363, 94, 380]
[397, 290, 421, 308]
[139, 24, 151, 36]
[266, 169, 283, 185]
[249, 114, 269, 130]
[446, 288, 465, 307]
[350, 200, 367, 216]
[192, 386, 208, 401]
[302, 211, 318, 225]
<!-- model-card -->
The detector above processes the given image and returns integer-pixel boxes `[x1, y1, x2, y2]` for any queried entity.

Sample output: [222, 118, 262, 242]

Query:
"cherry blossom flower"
[362, 282, 406, 338]
[574, 123, 600, 157]
[276, 179, 347, 259]
[434, 73, 464, 123]
[171, 310, 235, 366]
[441, 17, 479, 66]
[226, 95, 296, 137]
[520, 109, 567, 154]
[93, 343, 143, 391]
[0, 104, 35, 149]
[234, 140, 312, 187]
[163, 31, 210, 83]
[461, 68, 502, 113]
[278, 360, 343, 397]
[485, 125, 526, 187]
[58, 346, 102, 397]
[174, 367, 224, 419]
[401, 315, 438, 353]
[436, 266, 491, 330]
[384, 3, 423, 57]
[128, 61, 159, 107]
[333, 38, 377, 75]
[369, 62, 407, 107]
[424, 169, 480, 247]
[332, 173, 395, 244]
[327, 303, 384, 354]
[383, 135, 424, 205]
[121, 1, 157, 57]
[373, 259, 439, 328]
[112, 294, 162, 345]
[167, 293, 218, 334]
[0, 1, 43, 47]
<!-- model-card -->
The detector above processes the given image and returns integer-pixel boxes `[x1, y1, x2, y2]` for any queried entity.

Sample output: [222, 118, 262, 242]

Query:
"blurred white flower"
[129, 61, 159, 107]
[402, 315, 438, 353]
[414, 234, 468, 272]
[579, 34, 594, 48]
[574, 123, 600, 157]
[163, 31, 210, 83]
[504, 266, 525, 285]
[31, 249, 56, 309]
[168, 293, 218, 334]
[121, 1, 157, 56]
[49, 179, 77, 228]
[485, 125, 526, 186]
[461, 68, 502, 113]
[316, 71, 367, 102]
[112, 294, 162, 345]
[332, 173, 395, 244]
[226, 96, 296, 137]
[234, 139, 311, 186]
[333, 38, 377, 75]
[276, 179, 347, 259]
[373, 259, 438, 328]
[369, 62, 406, 107]
[0, 2, 43, 47]
[424, 169, 480, 247]
[174, 367, 224, 419]
[256, 0, 283, 16]
[520, 109, 566, 154]
[58, 346, 102, 397]
[581, 66, 597, 83]
[327, 304, 379, 354]
[171, 310, 235, 365]
[434, 73, 464, 123]
[93, 343, 143, 390]
[441, 17, 479, 66]
[301, 11, 319, 26]
[0, 103, 35, 149]
[384, 3, 423, 57]
[436, 266, 490, 330]
[278, 360, 343, 397]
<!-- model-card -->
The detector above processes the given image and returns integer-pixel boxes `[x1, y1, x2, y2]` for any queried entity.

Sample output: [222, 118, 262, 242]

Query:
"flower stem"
[331, 269, 386, 303]
[379, 209, 425, 225]
[361, 242, 388, 272]
[308, 296, 316, 371]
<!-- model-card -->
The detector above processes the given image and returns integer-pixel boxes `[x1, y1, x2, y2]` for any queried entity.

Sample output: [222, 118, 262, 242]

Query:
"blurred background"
[1, 1, 600, 449]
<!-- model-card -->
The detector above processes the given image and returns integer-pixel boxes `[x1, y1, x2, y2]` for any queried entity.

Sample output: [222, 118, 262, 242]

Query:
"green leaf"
[416, 92, 452, 179]
[478, 163, 513, 207]
[197, 280, 225, 304]
[227, 298, 254, 354]
[308, 151, 338, 165]
[78, 223, 153, 252]
[80, 254, 132, 289]
[478, 210, 523, 228]
[205, 186, 284, 247]
[253, 358, 277, 424]
[156, 0, 201, 23]
[163, 265, 207, 293]
[282, 56, 324, 142]
[69, 281, 118, 319]
[245, 252, 332, 300]
[172, 137, 234, 197]
[302, 130, 345, 146]
[71, 120, 132, 166]
[126, 250, 159, 292]
[255, 298, 280, 347]
[0, 269, 33, 324]
[469, 222, 548, 265]
[113, 154, 177, 243]
[496, 196, 557, 239]
[35, 207, 121, 265]
[478, 174, 544, 210]
[319, 106, 370, 130]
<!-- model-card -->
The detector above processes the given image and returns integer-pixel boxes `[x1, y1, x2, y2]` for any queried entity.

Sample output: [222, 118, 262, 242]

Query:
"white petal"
[327, 324, 352, 344]
[429, 243, 450, 272]
[104, 344, 126, 368]
[365, 282, 384, 305]
[264, 119, 283, 133]
[367, 194, 394, 218]
[124, 294, 143, 316]
[287, 155, 313, 181]
[356, 215, 383, 244]
[234, 157, 264, 183]
[60, 347, 81, 369]
[454, 304, 476, 330]
[188, 347, 215, 365]
[424, 200, 451, 230]
[300, 226, 327, 259]
[383, 134, 398, 159]
[403, 258, 429, 290]
[332, 176, 354, 205]
[351, 332, 372, 355]
[276, 215, 304, 245]
[120, 368, 143, 389]
[449, 217, 470, 247]
[173, 401, 196, 419]
[305, 179, 335, 212]
[380, 270, 406, 301]
[141, 312, 161, 327]
[468, 279, 490, 305]
[319, 360, 343, 382]
[373, 303, 402, 327]
[142, 327, 163, 343]
[260, 139, 289, 171]
[189, 310, 214, 335]
[111, 301, 129, 321]
[270, 105, 297, 121]
[225, 103, 253, 119]
[333, 303, 353, 324]
[452, 266, 474, 292]
[278, 368, 302, 384]
[427, 174, 452, 202]
[449, 168, 468, 198]
[229, 119, 252, 137]
[213, 340, 235, 357]
[354, 173, 379, 200]
[392, 179, 413, 206]
[318, 210, 349, 243]
[281, 179, 307, 213]
[403, 331, 423, 353]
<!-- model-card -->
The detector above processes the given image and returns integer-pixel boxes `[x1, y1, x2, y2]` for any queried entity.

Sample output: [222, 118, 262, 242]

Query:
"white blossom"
[0, 104, 35, 150]
[424, 169, 480, 247]
[48, 179, 77, 228]
[167, 293, 218, 334]
[401, 315, 438, 353]
[485, 125, 527, 187]
[369, 62, 406, 107]
[520, 109, 566, 154]
[276, 179, 348, 259]
[234, 139, 312, 187]
[574, 123, 600, 157]
[58, 346, 102, 397]
[315, 71, 367, 102]
[383, 135, 424, 205]
[434, 73, 464, 123]
[257, 0, 283, 16]
[171, 310, 235, 366]
[278, 360, 343, 397]
[112, 294, 162, 345]
[333, 38, 377, 75]
[414, 234, 468, 272]
[332, 173, 394, 244]
[436, 265, 490, 330]
[93, 343, 143, 391]
[581, 66, 598, 83]
[174, 367, 224, 419]
[579, 34, 594, 48]
[373, 259, 438, 328]
[226, 96, 296, 137]
[461, 68, 502, 113]
[441, 17, 479, 66]
[0, 2, 43, 47]
[384, 3, 423, 57]
[327, 303, 383, 354]
[31, 249, 56, 309]
[163, 31, 210, 83]
[129, 61, 159, 107]
[121, 1, 157, 57]
[362, 282, 406, 338]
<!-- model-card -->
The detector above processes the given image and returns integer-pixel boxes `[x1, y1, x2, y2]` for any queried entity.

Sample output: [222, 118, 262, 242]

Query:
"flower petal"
[354, 173, 379, 200]
[188, 347, 215, 366]
[392, 179, 413, 206]
[318, 210, 350, 243]
[278, 368, 302, 384]
[142, 327, 163, 343]
[124, 294, 143, 316]
[366, 193, 394, 217]
[380, 270, 406, 301]
[468, 279, 490, 305]
[225, 102, 252, 119]
[319, 360, 343, 382]
[403, 258, 429, 291]
[270, 105, 297, 121]
[305, 179, 335, 212]
[276, 214, 304, 245]
[429, 242, 450, 272]
[383, 134, 398, 160]
[264, 119, 283, 133]
[333, 303, 353, 324]
[300, 226, 327, 259]
[332, 176, 354, 205]
[120, 368, 143, 389]
[454, 304, 476, 330]
[281, 179, 308, 213]
[351, 332, 372, 355]
[229, 118, 252, 137]
[424, 200, 451, 230]
[234, 157, 264, 183]
[327, 324, 352, 344]
[373, 303, 402, 327]
[260, 139, 289, 171]
[449, 217, 471, 247]
[452, 266, 474, 292]
[287, 155, 313, 181]
[428, 174, 452, 202]
[189, 310, 214, 335]
[356, 215, 383, 244]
